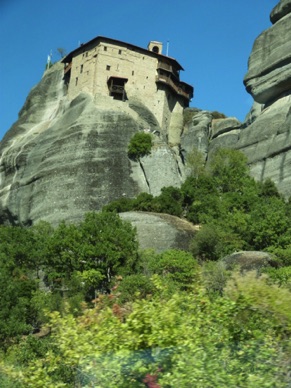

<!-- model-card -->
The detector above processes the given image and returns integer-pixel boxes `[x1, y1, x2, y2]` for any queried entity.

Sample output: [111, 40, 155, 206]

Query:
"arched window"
[152, 46, 160, 54]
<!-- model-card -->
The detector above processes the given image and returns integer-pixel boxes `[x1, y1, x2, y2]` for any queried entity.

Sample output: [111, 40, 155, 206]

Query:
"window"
[106, 65, 111, 71]
[86, 52, 88, 57]
[132, 71, 134, 76]
[75, 77, 78, 86]
[104, 46, 107, 51]
[80, 64, 83, 73]
[107, 76, 128, 101]
[118, 49, 122, 54]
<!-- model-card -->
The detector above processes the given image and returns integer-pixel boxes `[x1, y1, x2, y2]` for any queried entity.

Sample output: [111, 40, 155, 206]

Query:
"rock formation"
[0, 64, 183, 225]
[221, 251, 278, 272]
[208, 0, 291, 197]
[119, 211, 198, 252]
[1, 0, 291, 228]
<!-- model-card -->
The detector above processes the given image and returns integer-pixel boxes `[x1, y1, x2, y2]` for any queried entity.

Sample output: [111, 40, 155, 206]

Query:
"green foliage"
[208, 148, 251, 193]
[0, 212, 140, 350]
[0, 226, 40, 348]
[133, 192, 155, 211]
[102, 197, 134, 213]
[2, 277, 290, 387]
[103, 147, 291, 263]
[42, 212, 139, 295]
[267, 246, 291, 266]
[115, 274, 156, 303]
[202, 260, 230, 296]
[186, 147, 206, 178]
[128, 132, 152, 160]
[258, 178, 281, 198]
[145, 249, 200, 290]
[263, 266, 291, 289]
[2, 147, 291, 386]
[247, 197, 291, 250]
[190, 224, 222, 261]
[152, 186, 183, 216]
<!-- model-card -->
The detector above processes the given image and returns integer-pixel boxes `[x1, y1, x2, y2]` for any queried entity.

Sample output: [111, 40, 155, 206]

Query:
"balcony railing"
[156, 74, 192, 100]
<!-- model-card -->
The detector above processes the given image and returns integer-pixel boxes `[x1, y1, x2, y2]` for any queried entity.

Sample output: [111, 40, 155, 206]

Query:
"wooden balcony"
[156, 74, 193, 101]
[157, 61, 179, 79]
[64, 62, 72, 75]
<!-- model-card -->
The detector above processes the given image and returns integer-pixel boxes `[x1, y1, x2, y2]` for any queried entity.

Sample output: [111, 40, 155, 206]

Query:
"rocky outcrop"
[180, 109, 211, 159]
[270, 0, 291, 23]
[244, 1, 291, 105]
[208, 0, 291, 197]
[0, 63, 183, 226]
[221, 251, 278, 272]
[119, 211, 198, 252]
[1, 0, 291, 228]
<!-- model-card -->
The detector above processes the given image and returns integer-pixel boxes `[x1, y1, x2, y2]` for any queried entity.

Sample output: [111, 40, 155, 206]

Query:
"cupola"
[147, 41, 163, 54]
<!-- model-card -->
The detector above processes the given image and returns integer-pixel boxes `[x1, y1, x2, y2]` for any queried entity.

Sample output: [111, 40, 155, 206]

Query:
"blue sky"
[0, 0, 278, 140]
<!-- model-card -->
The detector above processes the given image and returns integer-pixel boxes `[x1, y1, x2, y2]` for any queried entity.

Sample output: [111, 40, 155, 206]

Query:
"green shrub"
[183, 108, 201, 126]
[115, 274, 156, 303]
[128, 132, 152, 160]
[211, 110, 227, 119]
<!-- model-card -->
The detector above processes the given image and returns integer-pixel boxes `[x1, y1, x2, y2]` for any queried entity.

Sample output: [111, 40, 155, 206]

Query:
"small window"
[80, 64, 83, 73]
[132, 70, 134, 76]
[86, 52, 88, 57]
[106, 65, 111, 71]
[118, 49, 122, 54]
[104, 46, 107, 51]
[75, 77, 78, 86]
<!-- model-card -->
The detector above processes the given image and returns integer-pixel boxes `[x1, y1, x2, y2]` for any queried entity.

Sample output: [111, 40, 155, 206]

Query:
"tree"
[0, 226, 39, 348]
[128, 132, 152, 160]
[152, 186, 183, 216]
[57, 48, 66, 59]
[145, 249, 200, 290]
[207, 148, 251, 193]
[186, 148, 205, 178]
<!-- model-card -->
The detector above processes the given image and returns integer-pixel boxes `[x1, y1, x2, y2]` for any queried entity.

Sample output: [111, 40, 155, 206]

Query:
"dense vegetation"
[0, 148, 291, 387]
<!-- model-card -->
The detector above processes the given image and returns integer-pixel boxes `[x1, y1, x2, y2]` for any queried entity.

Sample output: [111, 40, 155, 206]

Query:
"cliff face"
[236, 0, 291, 197]
[1, 0, 291, 226]
[207, 0, 291, 197]
[0, 63, 183, 225]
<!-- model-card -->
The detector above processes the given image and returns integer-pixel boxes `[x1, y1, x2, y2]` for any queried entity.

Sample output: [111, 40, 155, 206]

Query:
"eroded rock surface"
[244, 1, 291, 104]
[221, 251, 278, 272]
[0, 64, 183, 225]
[119, 211, 198, 252]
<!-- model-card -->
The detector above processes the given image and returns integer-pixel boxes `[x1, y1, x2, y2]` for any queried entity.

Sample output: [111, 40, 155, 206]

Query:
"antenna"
[166, 41, 169, 56]
[47, 49, 53, 67]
